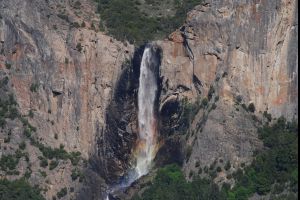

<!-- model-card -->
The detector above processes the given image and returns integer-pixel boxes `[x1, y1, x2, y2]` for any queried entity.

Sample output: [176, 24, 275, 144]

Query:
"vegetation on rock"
[56, 187, 68, 199]
[0, 77, 83, 199]
[132, 164, 226, 200]
[0, 93, 19, 128]
[133, 117, 298, 200]
[96, 0, 203, 44]
[228, 117, 298, 199]
[0, 179, 45, 200]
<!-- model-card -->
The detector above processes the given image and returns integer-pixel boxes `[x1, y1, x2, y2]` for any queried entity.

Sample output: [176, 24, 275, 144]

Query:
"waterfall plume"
[105, 44, 160, 200]
[134, 45, 160, 178]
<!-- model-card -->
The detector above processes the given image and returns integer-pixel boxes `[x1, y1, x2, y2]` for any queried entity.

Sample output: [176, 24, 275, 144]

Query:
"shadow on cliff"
[77, 44, 164, 200]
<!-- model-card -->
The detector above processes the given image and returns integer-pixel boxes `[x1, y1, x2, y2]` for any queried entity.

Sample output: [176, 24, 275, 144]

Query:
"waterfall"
[135, 45, 159, 178]
[105, 45, 160, 200]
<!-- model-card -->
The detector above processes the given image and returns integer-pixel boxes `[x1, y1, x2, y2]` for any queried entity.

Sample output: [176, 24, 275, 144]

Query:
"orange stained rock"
[272, 88, 288, 105]
[11, 76, 31, 112]
[168, 31, 184, 43]
[256, 86, 265, 95]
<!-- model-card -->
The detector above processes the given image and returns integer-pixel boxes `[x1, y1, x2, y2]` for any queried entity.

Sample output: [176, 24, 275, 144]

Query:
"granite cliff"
[157, 0, 298, 179]
[0, 0, 297, 200]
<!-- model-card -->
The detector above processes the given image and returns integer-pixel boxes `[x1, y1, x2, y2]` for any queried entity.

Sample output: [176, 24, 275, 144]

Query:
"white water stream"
[105, 45, 159, 200]
[135, 46, 158, 178]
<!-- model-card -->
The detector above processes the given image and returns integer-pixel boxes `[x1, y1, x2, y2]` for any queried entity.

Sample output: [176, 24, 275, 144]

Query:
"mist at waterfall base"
[105, 45, 160, 200]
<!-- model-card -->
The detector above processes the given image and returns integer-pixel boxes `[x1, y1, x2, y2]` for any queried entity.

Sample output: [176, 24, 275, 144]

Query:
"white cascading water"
[105, 45, 159, 200]
[135, 46, 158, 178]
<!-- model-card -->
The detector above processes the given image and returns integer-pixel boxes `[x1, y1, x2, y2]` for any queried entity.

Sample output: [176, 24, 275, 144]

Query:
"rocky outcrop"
[0, 0, 133, 199]
[95, 48, 142, 184]
[156, 0, 298, 179]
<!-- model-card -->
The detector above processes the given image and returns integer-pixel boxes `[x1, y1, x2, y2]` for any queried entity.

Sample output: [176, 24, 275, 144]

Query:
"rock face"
[95, 47, 142, 184]
[156, 0, 298, 178]
[0, 0, 298, 199]
[0, 0, 133, 199]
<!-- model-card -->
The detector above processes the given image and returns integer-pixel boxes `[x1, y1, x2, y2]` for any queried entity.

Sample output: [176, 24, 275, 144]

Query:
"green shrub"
[204, 166, 209, 174]
[30, 83, 39, 93]
[76, 43, 82, 52]
[208, 86, 215, 100]
[241, 103, 248, 111]
[39, 157, 48, 168]
[214, 96, 220, 102]
[15, 149, 25, 159]
[28, 109, 34, 118]
[222, 72, 228, 77]
[226, 174, 232, 180]
[225, 161, 231, 171]
[236, 95, 243, 104]
[39, 170, 47, 178]
[4, 137, 10, 143]
[24, 168, 32, 179]
[0, 179, 45, 200]
[5, 62, 11, 69]
[248, 103, 256, 113]
[71, 169, 84, 181]
[0, 117, 6, 128]
[198, 167, 203, 174]
[185, 145, 193, 161]
[73, 1, 81, 9]
[189, 170, 194, 178]
[57, 14, 69, 22]
[209, 161, 217, 171]
[57, 187, 68, 199]
[0, 155, 20, 171]
[263, 111, 272, 122]
[201, 98, 208, 107]
[49, 160, 59, 170]
[0, 93, 19, 123]
[8, 107, 19, 119]
[69, 151, 81, 166]
[209, 170, 218, 179]
[179, 97, 201, 131]
[19, 141, 26, 150]
[0, 76, 9, 88]
[32, 140, 81, 166]
[71, 22, 80, 28]
[211, 103, 217, 110]
[24, 128, 32, 138]
[36, 143, 68, 160]
[232, 168, 244, 180]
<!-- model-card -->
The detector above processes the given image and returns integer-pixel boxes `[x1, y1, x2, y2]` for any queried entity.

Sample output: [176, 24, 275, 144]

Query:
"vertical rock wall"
[0, 0, 134, 199]
[157, 0, 298, 176]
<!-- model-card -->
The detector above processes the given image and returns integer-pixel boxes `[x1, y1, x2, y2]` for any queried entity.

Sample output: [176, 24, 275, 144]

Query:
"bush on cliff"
[0, 179, 45, 200]
[133, 117, 298, 199]
[96, 0, 203, 44]
[227, 117, 298, 199]
[132, 164, 226, 200]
